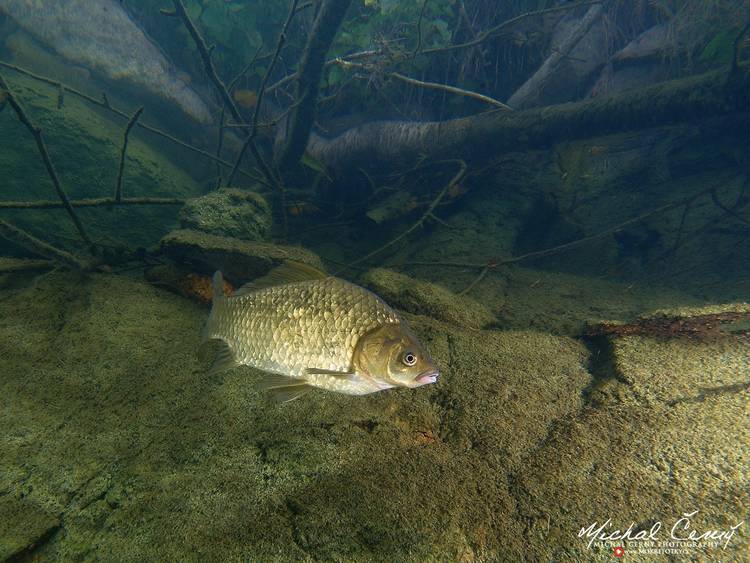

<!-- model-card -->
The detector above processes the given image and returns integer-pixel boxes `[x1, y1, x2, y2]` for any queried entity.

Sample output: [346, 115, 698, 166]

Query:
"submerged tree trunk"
[306, 65, 750, 175]
[275, 0, 354, 171]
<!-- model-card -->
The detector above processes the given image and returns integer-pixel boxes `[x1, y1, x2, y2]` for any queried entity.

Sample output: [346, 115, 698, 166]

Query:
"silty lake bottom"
[0, 1, 748, 560]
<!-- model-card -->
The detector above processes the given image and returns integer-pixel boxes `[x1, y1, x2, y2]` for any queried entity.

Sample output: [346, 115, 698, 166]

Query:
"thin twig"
[710, 185, 750, 225]
[419, 0, 602, 57]
[0, 73, 92, 247]
[115, 106, 144, 202]
[0, 197, 185, 209]
[403, 185, 725, 281]
[341, 160, 467, 271]
[168, 0, 243, 124]
[390, 72, 512, 110]
[0, 60, 261, 183]
[412, 0, 429, 56]
[458, 264, 490, 296]
[227, 0, 300, 237]
[0, 220, 89, 270]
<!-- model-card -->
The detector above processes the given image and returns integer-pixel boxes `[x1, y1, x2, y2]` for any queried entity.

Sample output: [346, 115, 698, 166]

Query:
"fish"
[202, 261, 439, 402]
[0, 0, 213, 124]
[233, 89, 258, 109]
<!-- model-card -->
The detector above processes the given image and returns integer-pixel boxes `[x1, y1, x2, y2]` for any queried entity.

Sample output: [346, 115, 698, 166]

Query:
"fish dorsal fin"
[234, 260, 328, 296]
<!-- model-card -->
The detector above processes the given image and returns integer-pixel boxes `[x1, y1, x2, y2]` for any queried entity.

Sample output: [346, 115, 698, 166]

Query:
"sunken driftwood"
[306, 64, 750, 174]
[0, 220, 89, 271]
[585, 311, 750, 340]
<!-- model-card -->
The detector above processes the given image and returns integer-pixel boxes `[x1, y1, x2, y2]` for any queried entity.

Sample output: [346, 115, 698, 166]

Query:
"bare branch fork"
[0, 73, 92, 247]
[0, 220, 89, 271]
[167, 0, 289, 222]
[115, 106, 144, 202]
[0, 61, 261, 183]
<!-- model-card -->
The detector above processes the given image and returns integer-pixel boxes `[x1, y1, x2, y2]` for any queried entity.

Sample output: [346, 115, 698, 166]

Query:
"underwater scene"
[0, 0, 749, 560]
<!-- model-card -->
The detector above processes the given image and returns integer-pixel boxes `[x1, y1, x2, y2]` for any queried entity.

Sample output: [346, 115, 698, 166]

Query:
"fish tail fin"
[201, 271, 226, 342]
[201, 271, 239, 375]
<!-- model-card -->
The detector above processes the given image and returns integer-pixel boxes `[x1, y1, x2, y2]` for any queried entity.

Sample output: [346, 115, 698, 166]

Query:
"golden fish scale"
[212, 277, 399, 376]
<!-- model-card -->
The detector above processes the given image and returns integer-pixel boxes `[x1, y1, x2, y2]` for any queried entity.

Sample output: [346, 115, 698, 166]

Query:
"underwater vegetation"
[1, 0, 749, 560]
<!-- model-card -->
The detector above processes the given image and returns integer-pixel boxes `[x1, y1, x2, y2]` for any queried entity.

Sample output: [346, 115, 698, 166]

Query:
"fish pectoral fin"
[305, 368, 356, 378]
[255, 374, 312, 404]
[205, 339, 239, 375]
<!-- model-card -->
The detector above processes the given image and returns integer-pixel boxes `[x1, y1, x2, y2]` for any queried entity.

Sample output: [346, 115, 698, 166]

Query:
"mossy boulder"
[179, 188, 271, 241]
[513, 303, 750, 560]
[0, 275, 747, 560]
[360, 268, 496, 329]
[160, 228, 324, 284]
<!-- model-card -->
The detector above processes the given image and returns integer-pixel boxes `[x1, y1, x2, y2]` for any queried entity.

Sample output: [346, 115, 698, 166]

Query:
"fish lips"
[415, 370, 439, 385]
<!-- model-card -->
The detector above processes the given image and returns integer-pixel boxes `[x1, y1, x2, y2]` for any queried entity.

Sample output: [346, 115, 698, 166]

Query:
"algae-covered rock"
[160, 228, 324, 283]
[0, 271, 590, 561]
[0, 273, 747, 561]
[361, 268, 496, 329]
[511, 303, 750, 561]
[179, 188, 271, 241]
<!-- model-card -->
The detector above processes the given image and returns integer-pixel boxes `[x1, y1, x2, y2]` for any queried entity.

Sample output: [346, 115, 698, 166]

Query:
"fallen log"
[307, 64, 750, 174]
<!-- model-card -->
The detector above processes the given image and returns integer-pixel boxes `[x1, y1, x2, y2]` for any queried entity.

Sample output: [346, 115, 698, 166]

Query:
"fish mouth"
[415, 370, 439, 385]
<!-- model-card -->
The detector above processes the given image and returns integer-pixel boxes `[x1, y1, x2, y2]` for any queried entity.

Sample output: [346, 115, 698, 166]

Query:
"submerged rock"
[360, 268, 496, 329]
[160, 228, 323, 284]
[0, 273, 746, 560]
[179, 188, 272, 242]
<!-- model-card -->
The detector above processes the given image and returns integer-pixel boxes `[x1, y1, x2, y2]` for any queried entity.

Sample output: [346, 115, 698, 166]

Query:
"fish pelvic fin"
[206, 340, 239, 376]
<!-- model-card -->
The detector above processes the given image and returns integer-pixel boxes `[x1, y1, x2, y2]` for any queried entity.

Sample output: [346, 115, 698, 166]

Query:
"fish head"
[354, 323, 439, 389]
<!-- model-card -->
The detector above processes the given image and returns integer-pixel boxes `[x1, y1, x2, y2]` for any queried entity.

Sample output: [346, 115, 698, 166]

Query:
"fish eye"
[402, 352, 418, 366]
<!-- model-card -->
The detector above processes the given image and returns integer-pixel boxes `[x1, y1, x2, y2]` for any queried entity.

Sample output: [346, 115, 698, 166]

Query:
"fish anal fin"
[235, 261, 327, 296]
[255, 373, 312, 403]
[268, 385, 312, 403]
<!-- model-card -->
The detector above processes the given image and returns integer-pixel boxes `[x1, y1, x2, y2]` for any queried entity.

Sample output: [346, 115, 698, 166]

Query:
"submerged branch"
[390, 72, 512, 110]
[0, 220, 89, 270]
[341, 160, 467, 271]
[168, 0, 243, 124]
[307, 64, 750, 173]
[0, 197, 185, 209]
[115, 106, 144, 202]
[275, 0, 354, 170]
[0, 258, 55, 274]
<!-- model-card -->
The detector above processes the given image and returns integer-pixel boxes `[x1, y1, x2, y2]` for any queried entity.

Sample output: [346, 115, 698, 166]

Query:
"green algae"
[179, 188, 272, 242]
[0, 271, 747, 560]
